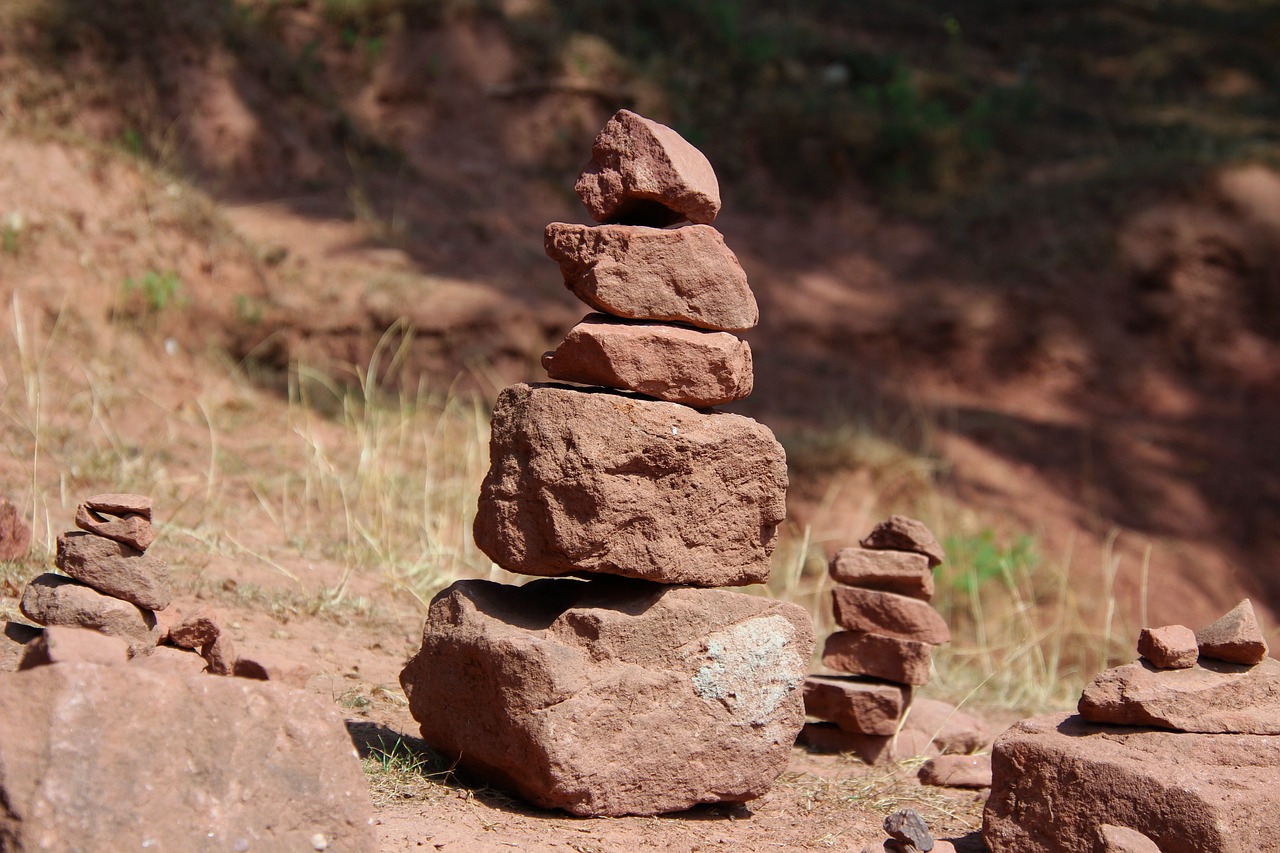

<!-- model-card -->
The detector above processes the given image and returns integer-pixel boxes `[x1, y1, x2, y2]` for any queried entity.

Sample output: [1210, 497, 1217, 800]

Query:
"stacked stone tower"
[400, 110, 814, 817]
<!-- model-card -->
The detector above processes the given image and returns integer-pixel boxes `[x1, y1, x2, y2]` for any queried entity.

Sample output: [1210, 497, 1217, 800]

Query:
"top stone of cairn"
[575, 110, 721, 227]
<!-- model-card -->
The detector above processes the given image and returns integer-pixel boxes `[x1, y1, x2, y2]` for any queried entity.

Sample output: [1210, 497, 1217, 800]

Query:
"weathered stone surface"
[828, 548, 934, 600]
[1099, 825, 1163, 853]
[831, 587, 950, 645]
[798, 722, 940, 765]
[1078, 657, 1280, 734]
[0, 662, 376, 851]
[55, 530, 171, 610]
[1196, 598, 1269, 664]
[75, 503, 155, 551]
[84, 492, 153, 519]
[400, 577, 813, 816]
[822, 631, 933, 685]
[0, 621, 40, 672]
[234, 652, 313, 689]
[574, 109, 720, 226]
[885, 809, 934, 852]
[20, 573, 159, 656]
[545, 223, 757, 331]
[982, 712, 1280, 852]
[19, 625, 129, 670]
[542, 314, 753, 407]
[1137, 625, 1197, 669]
[904, 696, 991, 754]
[0, 498, 31, 560]
[474, 384, 787, 586]
[803, 675, 910, 735]
[860, 516, 945, 568]
[202, 632, 237, 675]
[919, 754, 993, 789]
[167, 606, 221, 649]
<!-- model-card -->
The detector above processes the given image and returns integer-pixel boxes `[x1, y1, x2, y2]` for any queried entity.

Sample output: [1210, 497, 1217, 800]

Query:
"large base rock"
[400, 577, 813, 816]
[474, 383, 787, 586]
[983, 712, 1280, 852]
[0, 662, 376, 851]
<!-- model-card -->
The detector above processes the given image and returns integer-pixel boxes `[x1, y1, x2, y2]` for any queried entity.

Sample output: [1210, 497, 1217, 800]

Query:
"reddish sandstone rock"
[919, 754, 993, 789]
[798, 721, 940, 764]
[1196, 599, 1269, 664]
[1099, 825, 1163, 853]
[544, 223, 757, 331]
[822, 631, 933, 685]
[74, 504, 155, 551]
[802, 675, 910, 735]
[19, 573, 159, 656]
[0, 662, 376, 850]
[55, 530, 171, 611]
[1078, 657, 1280, 734]
[542, 315, 753, 407]
[860, 517, 945, 568]
[1137, 625, 1198, 669]
[574, 110, 721, 226]
[828, 548, 934, 600]
[202, 632, 237, 675]
[0, 498, 31, 560]
[474, 384, 787, 586]
[400, 577, 813, 816]
[984, 713, 1280, 852]
[831, 587, 950, 645]
[18, 625, 129, 670]
[84, 493, 152, 519]
[904, 697, 991, 754]
[166, 606, 221, 649]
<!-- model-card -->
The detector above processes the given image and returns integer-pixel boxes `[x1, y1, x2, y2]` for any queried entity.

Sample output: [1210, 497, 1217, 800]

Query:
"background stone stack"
[801, 516, 987, 764]
[400, 109, 814, 817]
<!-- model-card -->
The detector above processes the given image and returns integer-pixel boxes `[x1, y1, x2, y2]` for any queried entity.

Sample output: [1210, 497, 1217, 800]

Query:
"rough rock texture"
[1077, 657, 1280, 733]
[903, 697, 991, 754]
[167, 606, 221, 649]
[74, 504, 155, 551]
[828, 548, 934, 600]
[1137, 625, 1198, 669]
[55, 530, 172, 610]
[1099, 825, 1164, 853]
[19, 625, 129, 669]
[885, 809, 934, 852]
[0, 498, 31, 560]
[798, 722, 940, 764]
[860, 517, 945, 568]
[574, 110, 721, 227]
[545, 223, 756, 331]
[202, 632, 237, 675]
[0, 662, 376, 851]
[84, 493, 153, 519]
[1196, 599, 1269, 664]
[918, 754, 993, 788]
[19, 573, 159, 655]
[0, 621, 41, 672]
[822, 631, 933, 685]
[542, 315, 753, 407]
[831, 587, 950, 645]
[400, 577, 814, 816]
[983, 712, 1280, 852]
[474, 384, 787, 586]
[802, 675, 910, 736]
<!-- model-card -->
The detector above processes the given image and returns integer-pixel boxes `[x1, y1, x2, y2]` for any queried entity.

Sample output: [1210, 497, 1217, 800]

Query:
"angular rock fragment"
[1099, 825, 1163, 853]
[202, 632, 237, 676]
[982, 712, 1280, 852]
[1137, 625, 1197, 669]
[542, 315, 753, 407]
[802, 675, 910, 736]
[84, 493, 153, 519]
[545, 223, 757, 331]
[400, 577, 813, 816]
[18, 625, 129, 670]
[0, 498, 31, 560]
[885, 809, 934, 852]
[822, 631, 933, 685]
[831, 587, 950, 645]
[828, 548, 934, 600]
[474, 384, 787, 586]
[75, 503, 155, 551]
[918, 754, 992, 789]
[860, 516, 945, 568]
[575, 109, 721, 226]
[1196, 599, 1269, 665]
[20, 573, 159, 656]
[166, 606, 221, 649]
[55, 530, 171, 611]
[0, 662, 376, 850]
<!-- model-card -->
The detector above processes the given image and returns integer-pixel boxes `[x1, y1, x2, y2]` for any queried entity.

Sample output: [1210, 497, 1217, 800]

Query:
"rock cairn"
[400, 109, 813, 817]
[800, 516, 985, 764]
[984, 599, 1280, 852]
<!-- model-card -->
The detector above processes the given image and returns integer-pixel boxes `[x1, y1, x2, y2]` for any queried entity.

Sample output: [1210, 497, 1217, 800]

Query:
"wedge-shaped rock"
[1078, 657, 1280, 734]
[822, 631, 933, 685]
[828, 548, 934, 600]
[831, 587, 950, 645]
[860, 516, 945, 567]
[542, 315, 753, 407]
[55, 530, 172, 610]
[19, 625, 128, 670]
[75, 503, 155, 551]
[400, 577, 813, 816]
[803, 675, 910, 735]
[84, 492, 153, 519]
[474, 384, 787, 586]
[20, 573, 159, 656]
[983, 712, 1280, 853]
[575, 109, 721, 226]
[0, 662, 376, 851]
[1196, 598, 1269, 664]
[1137, 625, 1197, 669]
[544, 223, 757, 331]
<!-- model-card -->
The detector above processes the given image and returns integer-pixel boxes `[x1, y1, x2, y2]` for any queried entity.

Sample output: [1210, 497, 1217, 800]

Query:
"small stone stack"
[400, 110, 813, 817]
[18, 494, 168, 657]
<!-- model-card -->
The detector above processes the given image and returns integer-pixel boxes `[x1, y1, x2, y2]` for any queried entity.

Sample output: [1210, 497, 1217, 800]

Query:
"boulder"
[400, 577, 813, 816]
[822, 631, 933, 685]
[860, 517, 945, 568]
[574, 109, 721, 226]
[831, 587, 950, 645]
[0, 662, 376, 850]
[544, 223, 757, 331]
[18, 625, 128, 669]
[802, 675, 910, 735]
[19, 573, 159, 656]
[0, 498, 31, 560]
[1136, 625, 1197, 669]
[918, 754, 993, 789]
[828, 548, 934, 600]
[55, 530, 172, 610]
[983, 712, 1280, 852]
[474, 384, 787, 586]
[1077, 657, 1280, 734]
[541, 314, 753, 407]
[1196, 599, 1269, 665]
[74, 503, 155, 551]
[84, 493, 153, 519]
